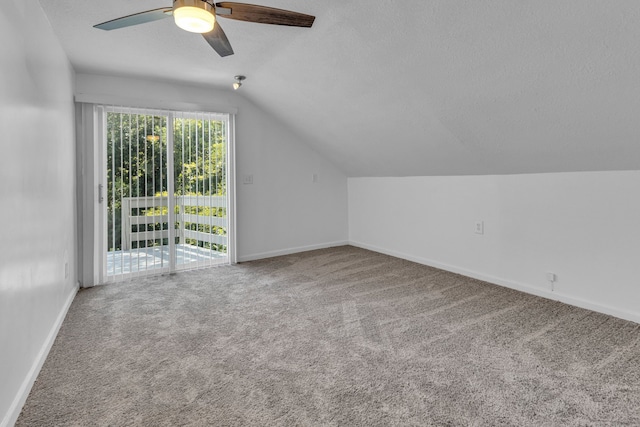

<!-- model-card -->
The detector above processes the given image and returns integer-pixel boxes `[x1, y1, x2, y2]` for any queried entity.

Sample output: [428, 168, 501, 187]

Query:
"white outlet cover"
[475, 221, 484, 234]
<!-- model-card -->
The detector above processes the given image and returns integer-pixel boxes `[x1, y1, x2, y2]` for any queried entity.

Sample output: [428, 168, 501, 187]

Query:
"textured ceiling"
[38, 0, 640, 176]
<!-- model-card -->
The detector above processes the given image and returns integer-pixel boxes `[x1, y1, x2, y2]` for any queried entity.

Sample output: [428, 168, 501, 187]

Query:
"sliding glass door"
[99, 107, 232, 282]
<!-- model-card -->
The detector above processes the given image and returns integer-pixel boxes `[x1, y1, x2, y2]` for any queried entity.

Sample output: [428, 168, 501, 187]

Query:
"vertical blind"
[103, 106, 229, 282]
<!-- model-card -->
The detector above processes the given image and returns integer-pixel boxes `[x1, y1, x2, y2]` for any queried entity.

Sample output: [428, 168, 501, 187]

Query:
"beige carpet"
[17, 246, 640, 426]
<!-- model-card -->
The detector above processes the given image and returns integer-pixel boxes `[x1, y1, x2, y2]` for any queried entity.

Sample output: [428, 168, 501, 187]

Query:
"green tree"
[106, 112, 227, 252]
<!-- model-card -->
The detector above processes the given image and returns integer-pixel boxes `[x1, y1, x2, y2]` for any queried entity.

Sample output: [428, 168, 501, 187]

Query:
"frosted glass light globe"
[173, 0, 215, 33]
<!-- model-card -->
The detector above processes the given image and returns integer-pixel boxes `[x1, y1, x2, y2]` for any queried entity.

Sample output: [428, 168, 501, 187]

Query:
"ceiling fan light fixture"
[173, 0, 215, 33]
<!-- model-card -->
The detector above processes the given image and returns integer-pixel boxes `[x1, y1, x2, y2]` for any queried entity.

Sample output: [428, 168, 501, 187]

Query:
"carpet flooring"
[17, 246, 640, 426]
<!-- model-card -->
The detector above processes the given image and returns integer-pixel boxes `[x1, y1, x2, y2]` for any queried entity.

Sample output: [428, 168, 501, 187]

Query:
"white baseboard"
[1, 285, 78, 427]
[238, 241, 349, 263]
[349, 240, 640, 325]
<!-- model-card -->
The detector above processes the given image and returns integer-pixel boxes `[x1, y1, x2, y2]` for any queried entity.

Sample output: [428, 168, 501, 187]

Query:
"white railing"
[121, 196, 227, 250]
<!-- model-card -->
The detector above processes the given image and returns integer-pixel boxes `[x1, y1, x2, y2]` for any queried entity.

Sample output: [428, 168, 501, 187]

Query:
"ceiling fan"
[94, 0, 315, 57]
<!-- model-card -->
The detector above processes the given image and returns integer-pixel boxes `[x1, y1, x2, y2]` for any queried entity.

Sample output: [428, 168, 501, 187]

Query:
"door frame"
[92, 105, 235, 284]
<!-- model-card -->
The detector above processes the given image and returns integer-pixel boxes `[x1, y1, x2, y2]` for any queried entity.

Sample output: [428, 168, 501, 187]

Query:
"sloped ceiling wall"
[39, 0, 640, 176]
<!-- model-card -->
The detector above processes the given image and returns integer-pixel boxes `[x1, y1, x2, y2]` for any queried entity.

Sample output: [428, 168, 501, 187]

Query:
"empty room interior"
[2, 0, 640, 425]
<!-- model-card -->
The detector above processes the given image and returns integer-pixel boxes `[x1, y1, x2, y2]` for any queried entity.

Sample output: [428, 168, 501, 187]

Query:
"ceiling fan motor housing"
[173, 0, 215, 12]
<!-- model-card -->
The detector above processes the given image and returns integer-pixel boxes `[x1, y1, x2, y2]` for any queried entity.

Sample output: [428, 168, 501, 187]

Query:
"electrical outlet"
[475, 221, 484, 235]
[312, 173, 319, 183]
[64, 262, 69, 279]
[242, 174, 253, 185]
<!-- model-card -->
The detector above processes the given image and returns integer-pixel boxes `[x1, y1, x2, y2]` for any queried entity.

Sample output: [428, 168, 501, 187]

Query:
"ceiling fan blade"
[202, 23, 234, 57]
[215, 2, 315, 27]
[94, 8, 173, 31]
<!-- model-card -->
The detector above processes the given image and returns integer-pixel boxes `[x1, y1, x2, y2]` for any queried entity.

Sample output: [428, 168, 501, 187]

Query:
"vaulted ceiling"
[39, 0, 640, 176]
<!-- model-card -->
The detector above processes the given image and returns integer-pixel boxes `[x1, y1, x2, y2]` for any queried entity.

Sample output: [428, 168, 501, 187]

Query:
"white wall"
[234, 98, 348, 260]
[75, 73, 348, 262]
[0, 1, 78, 425]
[349, 172, 640, 324]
